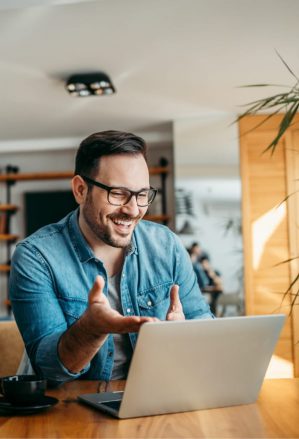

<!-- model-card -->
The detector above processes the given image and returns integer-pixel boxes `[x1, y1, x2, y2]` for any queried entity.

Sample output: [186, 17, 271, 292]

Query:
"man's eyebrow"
[111, 185, 151, 191]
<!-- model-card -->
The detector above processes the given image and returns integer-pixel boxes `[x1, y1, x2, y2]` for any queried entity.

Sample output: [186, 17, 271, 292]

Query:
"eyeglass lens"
[108, 188, 156, 206]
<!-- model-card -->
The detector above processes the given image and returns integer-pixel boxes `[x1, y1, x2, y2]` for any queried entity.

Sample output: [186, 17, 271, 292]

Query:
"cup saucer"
[0, 395, 58, 415]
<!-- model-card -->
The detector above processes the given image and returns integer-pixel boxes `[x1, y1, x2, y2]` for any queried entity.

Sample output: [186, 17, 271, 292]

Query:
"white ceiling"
[0, 0, 299, 150]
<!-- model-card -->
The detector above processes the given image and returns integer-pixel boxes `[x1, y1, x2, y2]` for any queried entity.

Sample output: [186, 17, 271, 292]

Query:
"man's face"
[194, 245, 202, 256]
[81, 153, 150, 248]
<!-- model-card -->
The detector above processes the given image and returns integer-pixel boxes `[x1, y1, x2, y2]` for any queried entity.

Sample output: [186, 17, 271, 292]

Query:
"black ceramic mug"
[0, 375, 47, 405]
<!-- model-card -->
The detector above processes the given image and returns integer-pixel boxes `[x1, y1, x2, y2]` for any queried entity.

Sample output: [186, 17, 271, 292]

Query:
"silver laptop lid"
[119, 314, 285, 418]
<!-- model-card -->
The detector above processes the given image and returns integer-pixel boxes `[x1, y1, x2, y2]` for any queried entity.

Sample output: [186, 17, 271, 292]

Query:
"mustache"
[108, 213, 142, 222]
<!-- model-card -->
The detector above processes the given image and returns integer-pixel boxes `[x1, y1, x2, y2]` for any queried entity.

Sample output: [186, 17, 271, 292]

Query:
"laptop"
[78, 314, 285, 418]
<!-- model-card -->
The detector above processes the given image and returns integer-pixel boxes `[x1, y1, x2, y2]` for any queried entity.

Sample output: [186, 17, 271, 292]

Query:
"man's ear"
[72, 175, 88, 204]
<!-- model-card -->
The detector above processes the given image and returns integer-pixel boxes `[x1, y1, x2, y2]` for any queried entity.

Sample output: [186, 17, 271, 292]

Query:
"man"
[10, 131, 212, 387]
[188, 244, 209, 291]
[189, 242, 208, 261]
[199, 255, 223, 316]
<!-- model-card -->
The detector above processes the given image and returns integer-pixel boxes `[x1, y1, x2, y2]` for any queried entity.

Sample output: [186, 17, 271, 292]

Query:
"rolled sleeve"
[36, 330, 90, 386]
[9, 242, 89, 385]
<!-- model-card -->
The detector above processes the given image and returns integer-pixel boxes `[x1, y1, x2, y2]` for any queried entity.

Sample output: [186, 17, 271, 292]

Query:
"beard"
[82, 193, 142, 248]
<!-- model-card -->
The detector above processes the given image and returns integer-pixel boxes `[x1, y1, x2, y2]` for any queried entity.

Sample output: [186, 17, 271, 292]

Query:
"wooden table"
[0, 379, 298, 438]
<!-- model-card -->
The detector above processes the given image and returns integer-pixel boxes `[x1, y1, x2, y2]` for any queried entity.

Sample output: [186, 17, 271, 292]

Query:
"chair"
[217, 291, 244, 317]
[0, 321, 24, 377]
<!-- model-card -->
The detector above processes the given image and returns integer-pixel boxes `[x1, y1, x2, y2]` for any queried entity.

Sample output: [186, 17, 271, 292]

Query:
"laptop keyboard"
[101, 400, 122, 410]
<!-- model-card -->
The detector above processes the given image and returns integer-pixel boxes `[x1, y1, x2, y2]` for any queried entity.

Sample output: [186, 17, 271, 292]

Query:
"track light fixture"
[65, 72, 116, 97]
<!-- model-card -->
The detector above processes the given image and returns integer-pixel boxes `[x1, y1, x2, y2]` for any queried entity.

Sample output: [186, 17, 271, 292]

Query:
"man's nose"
[120, 195, 141, 216]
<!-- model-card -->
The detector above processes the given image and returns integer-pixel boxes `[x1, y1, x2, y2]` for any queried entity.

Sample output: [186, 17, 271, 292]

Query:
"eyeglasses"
[81, 175, 157, 207]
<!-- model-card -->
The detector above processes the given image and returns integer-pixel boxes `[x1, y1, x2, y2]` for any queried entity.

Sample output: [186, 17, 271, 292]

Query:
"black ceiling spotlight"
[65, 72, 116, 97]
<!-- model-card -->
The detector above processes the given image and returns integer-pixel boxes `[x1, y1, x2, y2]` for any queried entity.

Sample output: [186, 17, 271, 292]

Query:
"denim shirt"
[9, 209, 212, 386]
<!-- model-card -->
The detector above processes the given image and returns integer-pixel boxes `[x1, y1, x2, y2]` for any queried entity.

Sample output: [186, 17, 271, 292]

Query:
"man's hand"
[166, 284, 185, 321]
[85, 275, 157, 335]
[59, 275, 157, 374]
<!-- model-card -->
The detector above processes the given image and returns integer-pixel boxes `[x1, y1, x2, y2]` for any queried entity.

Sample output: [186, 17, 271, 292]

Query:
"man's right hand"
[84, 275, 157, 335]
[59, 275, 157, 374]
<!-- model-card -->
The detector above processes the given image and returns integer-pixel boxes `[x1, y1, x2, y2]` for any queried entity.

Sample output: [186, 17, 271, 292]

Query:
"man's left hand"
[166, 285, 185, 321]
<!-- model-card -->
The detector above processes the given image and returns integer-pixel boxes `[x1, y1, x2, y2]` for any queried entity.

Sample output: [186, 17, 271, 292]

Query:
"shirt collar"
[68, 208, 95, 263]
[127, 233, 138, 256]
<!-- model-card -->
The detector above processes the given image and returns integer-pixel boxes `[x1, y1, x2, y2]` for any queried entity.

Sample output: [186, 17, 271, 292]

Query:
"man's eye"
[138, 192, 148, 198]
[111, 191, 126, 198]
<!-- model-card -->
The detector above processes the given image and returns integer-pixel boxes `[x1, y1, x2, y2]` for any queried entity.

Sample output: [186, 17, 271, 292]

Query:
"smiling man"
[9, 131, 212, 386]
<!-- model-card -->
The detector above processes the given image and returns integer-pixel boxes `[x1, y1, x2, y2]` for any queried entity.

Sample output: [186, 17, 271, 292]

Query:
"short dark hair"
[191, 242, 201, 249]
[75, 130, 147, 177]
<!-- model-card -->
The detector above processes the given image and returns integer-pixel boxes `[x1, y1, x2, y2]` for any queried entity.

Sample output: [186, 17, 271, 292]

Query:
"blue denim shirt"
[9, 209, 212, 386]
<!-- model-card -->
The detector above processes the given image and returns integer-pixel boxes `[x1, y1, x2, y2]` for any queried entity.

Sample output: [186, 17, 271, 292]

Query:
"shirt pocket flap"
[137, 282, 172, 310]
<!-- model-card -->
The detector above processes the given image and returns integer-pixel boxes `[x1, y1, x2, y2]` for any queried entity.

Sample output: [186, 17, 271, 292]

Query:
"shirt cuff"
[35, 330, 90, 384]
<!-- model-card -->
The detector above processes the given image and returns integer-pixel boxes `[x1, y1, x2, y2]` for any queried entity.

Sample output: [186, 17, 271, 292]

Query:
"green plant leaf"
[290, 289, 299, 314]
[237, 108, 282, 137]
[273, 256, 299, 267]
[238, 83, 291, 88]
[277, 190, 299, 207]
[275, 49, 299, 81]
[239, 93, 288, 109]
[263, 100, 299, 153]
[279, 272, 299, 308]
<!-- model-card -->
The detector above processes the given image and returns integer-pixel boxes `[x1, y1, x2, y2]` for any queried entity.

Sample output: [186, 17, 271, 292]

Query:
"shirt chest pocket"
[137, 282, 172, 319]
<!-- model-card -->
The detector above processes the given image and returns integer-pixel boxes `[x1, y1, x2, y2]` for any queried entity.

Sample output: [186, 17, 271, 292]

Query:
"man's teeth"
[112, 219, 133, 226]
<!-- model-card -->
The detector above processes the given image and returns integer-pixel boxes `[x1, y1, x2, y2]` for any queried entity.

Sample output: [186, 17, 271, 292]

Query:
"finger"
[88, 275, 105, 305]
[119, 316, 158, 333]
[139, 316, 160, 323]
[169, 284, 181, 311]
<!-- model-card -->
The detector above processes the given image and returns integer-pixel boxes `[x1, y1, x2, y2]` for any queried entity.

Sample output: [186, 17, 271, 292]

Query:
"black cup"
[0, 375, 47, 406]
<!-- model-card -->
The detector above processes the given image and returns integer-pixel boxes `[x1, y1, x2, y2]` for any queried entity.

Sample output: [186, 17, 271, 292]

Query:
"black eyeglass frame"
[81, 175, 157, 207]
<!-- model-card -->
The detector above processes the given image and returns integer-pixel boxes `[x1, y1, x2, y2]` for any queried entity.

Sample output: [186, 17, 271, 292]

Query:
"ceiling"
[0, 0, 299, 151]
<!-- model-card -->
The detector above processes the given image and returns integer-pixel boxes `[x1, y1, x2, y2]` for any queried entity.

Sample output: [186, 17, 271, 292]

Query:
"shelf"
[0, 167, 169, 182]
[0, 264, 10, 272]
[144, 214, 171, 223]
[0, 204, 18, 212]
[0, 172, 73, 181]
[0, 234, 19, 242]
[148, 166, 169, 175]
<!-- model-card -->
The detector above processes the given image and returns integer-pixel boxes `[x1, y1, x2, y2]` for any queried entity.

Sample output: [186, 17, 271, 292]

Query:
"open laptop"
[78, 314, 285, 418]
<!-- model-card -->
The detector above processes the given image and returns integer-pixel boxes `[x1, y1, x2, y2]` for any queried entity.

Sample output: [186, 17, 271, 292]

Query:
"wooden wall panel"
[285, 130, 299, 376]
[240, 115, 296, 369]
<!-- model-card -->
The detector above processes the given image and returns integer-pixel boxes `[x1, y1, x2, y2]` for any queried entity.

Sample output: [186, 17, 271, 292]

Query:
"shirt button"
[108, 352, 113, 358]
[122, 273, 125, 278]
[147, 301, 152, 307]
[126, 308, 131, 313]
